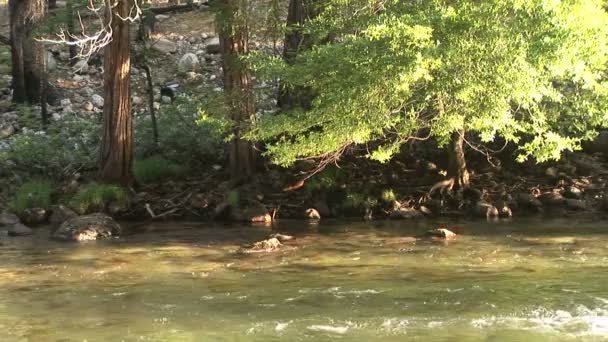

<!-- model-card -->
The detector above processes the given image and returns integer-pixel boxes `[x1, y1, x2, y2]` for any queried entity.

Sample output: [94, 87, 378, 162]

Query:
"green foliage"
[135, 92, 231, 165]
[249, 0, 608, 166]
[381, 189, 397, 203]
[305, 167, 345, 193]
[133, 157, 186, 184]
[226, 190, 240, 207]
[69, 183, 129, 215]
[10, 180, 53, 215]
[0, 113, 100, 179]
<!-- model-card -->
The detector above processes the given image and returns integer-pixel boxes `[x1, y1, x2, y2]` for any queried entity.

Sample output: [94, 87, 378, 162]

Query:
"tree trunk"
[66, 0, 77, 62]
[218, 0, 256, 181]
[100, 0, 134, 186]
[9, 0, 48, 105]
[48, 0, 57, 9]
[447, 130, 470, 191]
[278, 0, 318, 109]
[9, 0, 26, 103]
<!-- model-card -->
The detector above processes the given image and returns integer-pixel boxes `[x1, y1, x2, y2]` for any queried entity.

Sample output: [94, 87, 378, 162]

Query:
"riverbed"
[1, 219, 608, 341]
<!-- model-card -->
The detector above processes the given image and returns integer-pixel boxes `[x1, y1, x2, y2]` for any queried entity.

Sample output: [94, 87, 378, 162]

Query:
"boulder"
[231, 202, 272, 223]
[0, 212, 20, 226]
[538, 191, 566, 206]
[177, 53, 201, 73]
[47, 52, 57, 72]
[73, 59, 89, 73]
[515, 193, 543, 212]
[472, 201, 499, 219]
[565, 199, 586, 211]
[0, 124, 15, 139]
[150, 38, 177, 54]
[204, 38, 221, 54]
[21, 207, 49, 225]
[49, 205, 78, 226]
[132, 96, 144, 106]
[52, 213, 121, 242]
[91, 94, 104, 108]
[564, 186, 583, 199]
[7, 223, 33, 237]
[306, 208, 321, 220]
[390, 206, 422, 219]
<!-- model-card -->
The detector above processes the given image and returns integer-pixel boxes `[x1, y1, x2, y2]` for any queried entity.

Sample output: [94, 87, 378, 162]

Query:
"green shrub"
[381, 189, 397, 203]
[134, 91, 231, 165]
[226, 190, 240, 207]
[0, 114, 100, 179]
[10, 180, 53, 215]
[133, 157, 186, 184]
[69, 183, 129, 214]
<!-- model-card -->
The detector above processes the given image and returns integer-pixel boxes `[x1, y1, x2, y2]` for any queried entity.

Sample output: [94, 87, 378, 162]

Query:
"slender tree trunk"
[278, 0, 318, 109]
[100, 0, 134, 185]
[66, 0, 77, 62]
[143, 64, 159, 149]
[218, 0, 256, 181]
[447, 130, 470, 191]
[48, 0, 57, 9]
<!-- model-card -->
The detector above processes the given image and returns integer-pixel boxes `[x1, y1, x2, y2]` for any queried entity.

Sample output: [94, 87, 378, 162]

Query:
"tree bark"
[447, 130, 470, 191]
[9, 0, 27, 103]
[9, 0, 48, 105]
[218, 0, 256, 181]
[100, 0, 134, 186]
[278, 0, 318, 110]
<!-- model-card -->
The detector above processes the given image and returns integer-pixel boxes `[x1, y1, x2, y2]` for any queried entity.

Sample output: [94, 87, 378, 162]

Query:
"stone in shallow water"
[0, 212, 20, 226]
[52, 213, 121, 242]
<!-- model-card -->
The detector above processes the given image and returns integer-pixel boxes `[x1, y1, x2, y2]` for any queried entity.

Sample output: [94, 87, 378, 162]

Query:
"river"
[1, 219, 608, 341]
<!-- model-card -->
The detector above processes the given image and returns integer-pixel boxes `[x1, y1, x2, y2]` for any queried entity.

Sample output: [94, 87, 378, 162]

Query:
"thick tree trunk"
[447, 130, 470, 191]
[100, 0, 134, 186]
[9, 0, 26, 103]
[278, 0, 318, 109]
[66, 0, 77, 62]
[218, 0, 256, 181]
[9, 0, 48, 105]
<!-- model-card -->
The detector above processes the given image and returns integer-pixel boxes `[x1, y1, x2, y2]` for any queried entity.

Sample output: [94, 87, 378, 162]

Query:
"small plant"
[381, 189, 397, 203]
[10, 180, 53, 215]
[133, 157, 186, 184]
[226, 190, 240, 207]
[69, 183, 129, 214]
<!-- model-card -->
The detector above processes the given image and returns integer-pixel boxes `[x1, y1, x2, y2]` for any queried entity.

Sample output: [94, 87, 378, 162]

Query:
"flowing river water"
[1, 219, 608, 341]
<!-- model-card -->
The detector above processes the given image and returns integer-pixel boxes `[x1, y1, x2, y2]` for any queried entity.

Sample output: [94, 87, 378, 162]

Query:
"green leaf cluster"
[248, 0, 608, 166]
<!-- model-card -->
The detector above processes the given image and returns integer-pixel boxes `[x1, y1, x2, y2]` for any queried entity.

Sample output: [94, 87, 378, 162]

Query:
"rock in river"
[7, 223, 33, 237]
[52, 213, 121, 242]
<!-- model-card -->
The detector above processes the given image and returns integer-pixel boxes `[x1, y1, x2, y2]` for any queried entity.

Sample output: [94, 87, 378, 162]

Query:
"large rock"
[47, 52, 58, 72]
[472, 201, 499, 219]
[73, 59, 89, 73]
[21, 207, 49, 225]
[91, 94, 104, 108]
[150, 38, 177, 54]
[0, 123, 15, 139]
[0, 212, 20, 226]
[177, 53, 201, 73]
[7, 223, 33, 237]
[204, 38, 221, 54]
[538, 191, 566, 206]
[52, 213, 121, 242]
[49, 205, 78, 226]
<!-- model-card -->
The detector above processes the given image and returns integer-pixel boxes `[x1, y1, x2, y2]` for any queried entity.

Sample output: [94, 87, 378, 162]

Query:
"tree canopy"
[249, 0, 608, 167]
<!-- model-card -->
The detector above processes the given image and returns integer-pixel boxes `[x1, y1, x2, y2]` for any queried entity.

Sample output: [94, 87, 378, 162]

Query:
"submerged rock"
[52, 213, 121, 242]
[239, 237, 282, 254]
[565, 199, 586, 211]
[425, 228, 457, 240]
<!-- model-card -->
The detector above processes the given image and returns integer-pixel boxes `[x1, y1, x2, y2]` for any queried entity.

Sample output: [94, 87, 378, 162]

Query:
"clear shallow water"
[1, 219, 608, 341]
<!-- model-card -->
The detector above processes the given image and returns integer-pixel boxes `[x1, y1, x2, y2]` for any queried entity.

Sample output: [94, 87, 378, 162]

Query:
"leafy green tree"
[249, 0, 608, 190]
